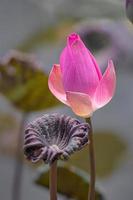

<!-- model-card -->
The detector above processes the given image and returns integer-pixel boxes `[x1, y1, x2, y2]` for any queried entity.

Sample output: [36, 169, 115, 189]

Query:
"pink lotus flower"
[48, 33, 116, 117]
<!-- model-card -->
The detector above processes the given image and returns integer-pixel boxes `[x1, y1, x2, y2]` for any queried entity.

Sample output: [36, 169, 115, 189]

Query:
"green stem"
[50, 161, 57, 200]
[12, 113, 27, 200]
[86, 118, 96, 200]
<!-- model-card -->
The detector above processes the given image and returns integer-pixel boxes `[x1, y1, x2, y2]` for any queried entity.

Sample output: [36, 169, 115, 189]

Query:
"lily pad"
[35, 164, 104, 200]
[0, 51, 59, 112]
[69, 132, 127, 178]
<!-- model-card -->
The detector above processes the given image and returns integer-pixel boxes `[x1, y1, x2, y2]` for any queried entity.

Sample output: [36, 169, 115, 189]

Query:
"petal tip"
[67, 33, 80, 46]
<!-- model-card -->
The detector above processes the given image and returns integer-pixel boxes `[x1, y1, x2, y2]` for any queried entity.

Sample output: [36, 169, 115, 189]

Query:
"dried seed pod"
[24, 114, 90, 164]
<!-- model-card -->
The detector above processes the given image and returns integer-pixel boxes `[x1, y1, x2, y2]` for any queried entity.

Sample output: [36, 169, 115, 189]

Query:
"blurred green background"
[0, 0, 133, 200]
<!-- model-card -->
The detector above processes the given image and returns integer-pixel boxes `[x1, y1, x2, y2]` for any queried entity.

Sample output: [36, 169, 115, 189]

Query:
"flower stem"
[86, 117, 96, 200]
[12, 113, 27, 200]
[50, 160, 57, 200]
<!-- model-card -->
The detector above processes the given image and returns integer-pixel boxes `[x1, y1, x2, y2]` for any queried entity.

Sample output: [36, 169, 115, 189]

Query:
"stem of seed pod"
[50, 160, 57, 200]
[12, 113, 27, 200]
[86, 117, 95, 200]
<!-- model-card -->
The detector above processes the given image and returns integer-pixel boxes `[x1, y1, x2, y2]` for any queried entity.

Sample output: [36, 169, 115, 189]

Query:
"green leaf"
[69, 132, 127, 178]
[35, 164, 104, 200]
[0, 51, 59, 112]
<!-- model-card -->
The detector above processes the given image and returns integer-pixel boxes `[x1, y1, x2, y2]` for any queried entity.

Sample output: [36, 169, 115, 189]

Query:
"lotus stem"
[50, 160, 57, 200]
[86, 117, 96, 200]
[12, 113, 27, 200]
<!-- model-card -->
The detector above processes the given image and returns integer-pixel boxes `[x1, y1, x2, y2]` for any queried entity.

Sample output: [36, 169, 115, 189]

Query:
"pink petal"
[66, 91, 93, 117]
[60, 33, 101, 96]
[87, 50, 102, 80]
[94, 60, 116, 109]
[67, 32, 79, 46]
[48, 64, 69, 105]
